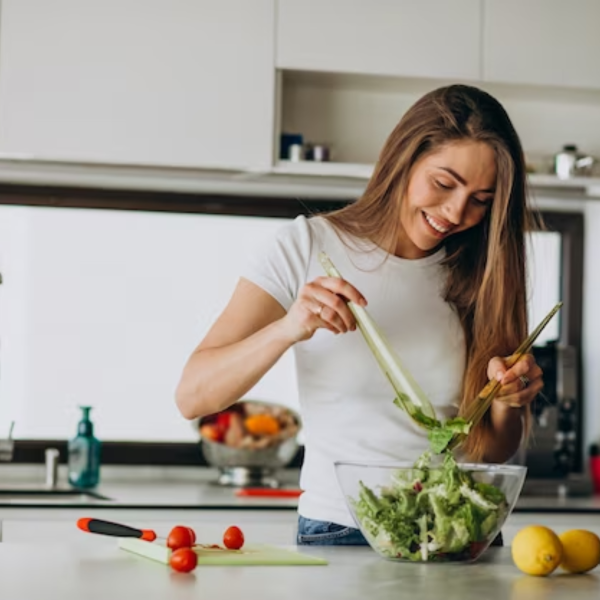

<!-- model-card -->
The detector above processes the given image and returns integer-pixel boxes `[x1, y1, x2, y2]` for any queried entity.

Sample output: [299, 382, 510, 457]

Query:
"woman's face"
[397, 140, 497, 259]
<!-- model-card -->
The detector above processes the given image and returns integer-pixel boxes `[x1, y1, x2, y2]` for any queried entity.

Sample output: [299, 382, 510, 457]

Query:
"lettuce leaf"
[392, 396, 471, 454]
[427, 417, 472, 454]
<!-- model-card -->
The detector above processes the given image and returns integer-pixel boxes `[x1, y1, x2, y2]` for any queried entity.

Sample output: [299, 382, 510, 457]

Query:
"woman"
[175, 85, 543, 546]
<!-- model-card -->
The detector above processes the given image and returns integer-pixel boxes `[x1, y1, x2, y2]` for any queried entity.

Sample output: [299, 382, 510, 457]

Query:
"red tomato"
[223, 526, 244, 550]
[169, 547, 198, 573]
[167, 526, 195, 551]
[186, 527, 196, 545]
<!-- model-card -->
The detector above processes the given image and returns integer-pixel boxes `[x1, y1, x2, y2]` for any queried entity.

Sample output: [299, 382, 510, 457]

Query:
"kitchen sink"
[0, 487, 113, 504]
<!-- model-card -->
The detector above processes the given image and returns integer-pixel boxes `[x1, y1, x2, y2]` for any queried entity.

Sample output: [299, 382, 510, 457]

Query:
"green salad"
[352, 451, 508, 562]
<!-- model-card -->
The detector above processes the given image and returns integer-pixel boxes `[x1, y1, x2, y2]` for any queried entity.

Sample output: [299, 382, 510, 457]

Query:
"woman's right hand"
[280, 276, 368, 343]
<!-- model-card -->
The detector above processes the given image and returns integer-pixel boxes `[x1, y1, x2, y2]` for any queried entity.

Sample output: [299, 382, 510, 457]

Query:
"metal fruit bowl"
[196, 400, 301, 487]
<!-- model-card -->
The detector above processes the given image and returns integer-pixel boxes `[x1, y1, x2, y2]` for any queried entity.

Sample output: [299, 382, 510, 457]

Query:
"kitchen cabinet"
[0, 0, 276, 170]
[276, 0, 482, 81]
[483, 0, 600, 90]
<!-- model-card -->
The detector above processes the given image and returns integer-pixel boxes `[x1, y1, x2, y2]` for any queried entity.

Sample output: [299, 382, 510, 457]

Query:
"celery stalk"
[318, 252, 437, 424]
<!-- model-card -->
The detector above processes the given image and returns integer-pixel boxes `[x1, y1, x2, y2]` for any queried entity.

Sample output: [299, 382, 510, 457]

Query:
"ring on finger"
[315, 304, 324, 317]
[519, 375, 530, 389]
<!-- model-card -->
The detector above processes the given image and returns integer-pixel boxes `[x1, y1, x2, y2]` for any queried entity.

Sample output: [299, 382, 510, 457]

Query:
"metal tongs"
[446, 301, 563, 451]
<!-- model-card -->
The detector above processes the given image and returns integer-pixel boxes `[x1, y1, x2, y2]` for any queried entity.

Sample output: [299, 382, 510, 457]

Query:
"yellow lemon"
[511, 525, 563, 576]
[558, 529, 600, 574]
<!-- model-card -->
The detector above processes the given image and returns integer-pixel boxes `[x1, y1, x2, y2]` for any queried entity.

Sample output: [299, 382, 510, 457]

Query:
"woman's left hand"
[487, 354, 544, 409]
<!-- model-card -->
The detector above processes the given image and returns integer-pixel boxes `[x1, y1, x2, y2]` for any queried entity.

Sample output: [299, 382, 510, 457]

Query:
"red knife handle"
[235, 488, 303, 497]
[77, 518, 157, 541]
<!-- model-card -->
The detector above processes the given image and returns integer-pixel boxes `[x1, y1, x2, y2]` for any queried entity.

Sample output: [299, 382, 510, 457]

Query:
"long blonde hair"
[324, 85, 536, 461]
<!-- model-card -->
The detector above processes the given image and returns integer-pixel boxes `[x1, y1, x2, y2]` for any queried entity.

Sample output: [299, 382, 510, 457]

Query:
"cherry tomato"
[169, 547, 198, 573]
[188, 527, 196, 546]
[223, 526, 244, 550]
[167, 525, 195, 551]
[186, 526, 196, 545]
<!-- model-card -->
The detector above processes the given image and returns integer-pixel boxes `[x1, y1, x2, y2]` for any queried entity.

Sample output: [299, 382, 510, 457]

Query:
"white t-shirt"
[241, 215, 466, 527]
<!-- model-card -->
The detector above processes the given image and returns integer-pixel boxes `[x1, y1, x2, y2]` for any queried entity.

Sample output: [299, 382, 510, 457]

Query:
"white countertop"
[0, 481, 599, 599]
[0, 542, 598, 600]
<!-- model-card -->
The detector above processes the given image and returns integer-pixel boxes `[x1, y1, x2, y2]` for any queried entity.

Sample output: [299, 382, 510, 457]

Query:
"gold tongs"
[447, 301, 563, 451]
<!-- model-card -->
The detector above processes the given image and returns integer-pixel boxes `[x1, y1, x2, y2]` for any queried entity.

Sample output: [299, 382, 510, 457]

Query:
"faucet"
[45, 448, 60, 489]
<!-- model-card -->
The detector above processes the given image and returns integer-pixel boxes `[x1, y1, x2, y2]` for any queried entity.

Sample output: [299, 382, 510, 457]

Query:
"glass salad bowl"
[335, 453, 527, 563]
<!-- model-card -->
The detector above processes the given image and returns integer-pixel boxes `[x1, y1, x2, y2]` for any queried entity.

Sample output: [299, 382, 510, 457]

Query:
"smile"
[422, 212, 452, 236]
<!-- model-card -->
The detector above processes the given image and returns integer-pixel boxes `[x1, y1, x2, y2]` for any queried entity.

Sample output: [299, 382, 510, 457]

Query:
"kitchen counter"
[514, 495, 600, 513]
[0, 542, 597, 600]
[0, 465, 599, 511]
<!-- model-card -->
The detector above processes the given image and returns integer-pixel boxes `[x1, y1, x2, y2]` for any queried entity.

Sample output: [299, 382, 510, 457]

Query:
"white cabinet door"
[0, 0, 276, 170]
[276, 0, 482, 81]
[483, 0, 600, 90]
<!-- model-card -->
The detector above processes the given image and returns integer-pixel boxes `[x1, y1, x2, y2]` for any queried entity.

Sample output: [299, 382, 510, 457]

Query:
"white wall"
[0, 205, 563, 444]
[0, 207, 299, 442]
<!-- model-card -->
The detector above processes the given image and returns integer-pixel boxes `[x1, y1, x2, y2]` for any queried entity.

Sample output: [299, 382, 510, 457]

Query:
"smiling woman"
[174, 84, 548, 543]
[398, 141, 496, 257]
[322, 85, 540, 464]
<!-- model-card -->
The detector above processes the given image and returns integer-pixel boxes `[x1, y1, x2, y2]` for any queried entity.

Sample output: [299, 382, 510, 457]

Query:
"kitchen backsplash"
[0, 206, 299, 442]
[0, 204, 562, 444]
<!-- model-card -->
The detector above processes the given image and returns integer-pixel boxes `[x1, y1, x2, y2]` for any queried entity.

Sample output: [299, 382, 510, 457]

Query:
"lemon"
[511, 525, 563, 576]
[558, 529, 600, 574]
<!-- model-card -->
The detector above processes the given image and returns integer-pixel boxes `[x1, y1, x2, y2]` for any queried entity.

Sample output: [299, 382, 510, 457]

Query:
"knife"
[77, 517, 157, 541]
[234, 488, 302, 498]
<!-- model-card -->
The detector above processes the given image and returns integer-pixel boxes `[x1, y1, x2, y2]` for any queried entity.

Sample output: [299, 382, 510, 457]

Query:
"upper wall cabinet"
[0, 0, 276, 170]
[276, 0, 482, 81]
[483, 0, 600, 90]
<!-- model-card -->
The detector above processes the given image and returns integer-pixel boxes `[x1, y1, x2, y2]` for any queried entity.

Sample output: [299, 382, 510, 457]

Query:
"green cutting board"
[118, 538, 328, 566]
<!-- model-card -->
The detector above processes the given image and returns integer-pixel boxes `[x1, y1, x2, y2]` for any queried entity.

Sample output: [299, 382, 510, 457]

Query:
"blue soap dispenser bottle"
[68, 406, 101, 488]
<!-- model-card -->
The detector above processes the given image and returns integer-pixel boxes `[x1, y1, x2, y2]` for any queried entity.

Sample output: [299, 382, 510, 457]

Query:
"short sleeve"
[240, 215, 313, 311]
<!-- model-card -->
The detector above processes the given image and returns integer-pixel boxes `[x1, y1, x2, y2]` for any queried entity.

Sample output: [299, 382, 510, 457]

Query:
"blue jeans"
[296, 515, 369, 546]
[296, 515, 504, 547]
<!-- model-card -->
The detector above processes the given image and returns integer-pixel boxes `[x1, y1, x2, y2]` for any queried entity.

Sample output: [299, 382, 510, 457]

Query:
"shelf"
[528, 174, 600, 197]
[271, 160, 374, 179]
[0, 156, 598, 203]
[0, 156, 365, 200]
[272, 161, 600, 198]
